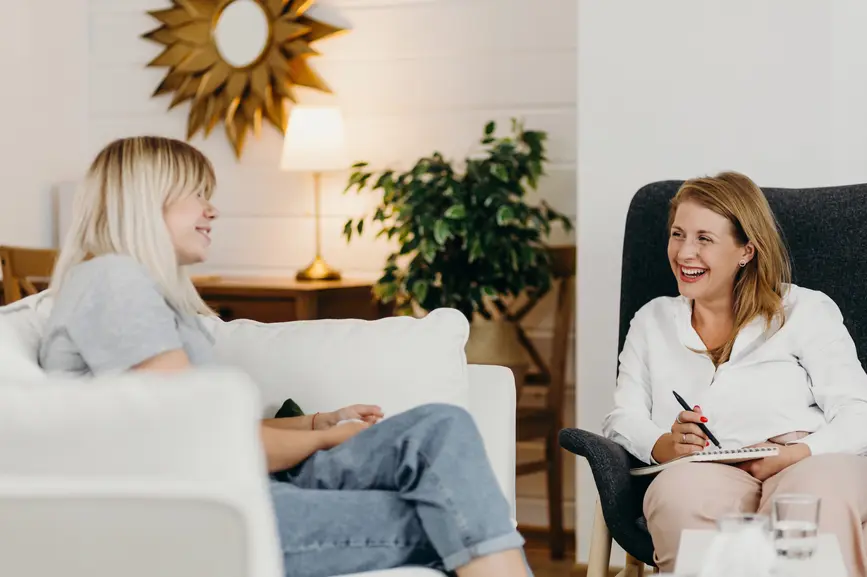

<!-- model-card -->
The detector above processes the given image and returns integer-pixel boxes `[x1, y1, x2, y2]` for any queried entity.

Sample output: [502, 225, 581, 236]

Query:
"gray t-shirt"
[39, 254, 215, 376]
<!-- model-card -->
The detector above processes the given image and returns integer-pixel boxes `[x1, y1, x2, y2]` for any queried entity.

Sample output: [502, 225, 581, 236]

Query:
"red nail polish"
[694, 405, 701, 411]
[701, 417, 708, 423]
[706, 441, 710, 447]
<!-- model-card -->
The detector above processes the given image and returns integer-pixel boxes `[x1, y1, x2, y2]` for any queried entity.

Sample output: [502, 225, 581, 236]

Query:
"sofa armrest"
[0, 368, 284, 577]
[467, 364, 516, 522]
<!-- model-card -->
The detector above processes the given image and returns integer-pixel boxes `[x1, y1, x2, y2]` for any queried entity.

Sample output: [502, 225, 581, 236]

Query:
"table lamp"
[281, 105, 348, 281]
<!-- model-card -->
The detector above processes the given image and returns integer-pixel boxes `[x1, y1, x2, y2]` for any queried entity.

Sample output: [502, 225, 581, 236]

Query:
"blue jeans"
[269, 403, 531, 577]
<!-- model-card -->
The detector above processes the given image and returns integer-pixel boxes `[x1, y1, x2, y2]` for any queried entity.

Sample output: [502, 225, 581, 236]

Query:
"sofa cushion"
[202, 308, 471, 420]
[0, 293, 471, 422]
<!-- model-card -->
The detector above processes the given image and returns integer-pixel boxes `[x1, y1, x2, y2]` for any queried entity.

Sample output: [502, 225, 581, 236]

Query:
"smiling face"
[667, 200, 754, 304]
[163, 190, 219, 265]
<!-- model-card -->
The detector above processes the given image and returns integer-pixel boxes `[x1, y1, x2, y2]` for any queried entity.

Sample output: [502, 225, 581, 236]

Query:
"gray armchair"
[560, 180, 867, 576]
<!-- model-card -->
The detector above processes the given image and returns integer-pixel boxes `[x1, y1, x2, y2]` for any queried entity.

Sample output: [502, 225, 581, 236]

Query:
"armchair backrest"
[618, 181, 867, 368]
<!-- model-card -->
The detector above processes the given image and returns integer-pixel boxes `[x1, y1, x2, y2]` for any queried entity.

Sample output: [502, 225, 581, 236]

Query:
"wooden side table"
[192, 276, 391, 322]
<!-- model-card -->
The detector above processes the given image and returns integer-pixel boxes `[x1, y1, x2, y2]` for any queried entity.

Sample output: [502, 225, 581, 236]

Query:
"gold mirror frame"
[143, 0, 346, 159]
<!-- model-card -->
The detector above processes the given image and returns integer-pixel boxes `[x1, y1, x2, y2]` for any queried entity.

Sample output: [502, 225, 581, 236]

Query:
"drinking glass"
[716, 512, 771, 535]
[772, 494, 820, 559]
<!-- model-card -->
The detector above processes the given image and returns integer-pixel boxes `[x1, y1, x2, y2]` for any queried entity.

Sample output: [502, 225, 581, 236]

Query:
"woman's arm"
[260, 426, 328, 472]
[132, 349, 192, 372]
[601, 309, 670, 464]
[793, 295, 867, 456]
[260, 422, 369, 472]
[130, 350, 369, 471]
[263, 416, 317, 431]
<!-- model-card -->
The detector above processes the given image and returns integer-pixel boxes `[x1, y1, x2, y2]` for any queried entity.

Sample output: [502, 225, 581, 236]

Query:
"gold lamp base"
[296, 255, 342, 281]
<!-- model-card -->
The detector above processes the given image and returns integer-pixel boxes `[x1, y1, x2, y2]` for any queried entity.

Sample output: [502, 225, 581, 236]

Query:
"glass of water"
[717, 512, 771, 534]
[772, 494, 820, 558]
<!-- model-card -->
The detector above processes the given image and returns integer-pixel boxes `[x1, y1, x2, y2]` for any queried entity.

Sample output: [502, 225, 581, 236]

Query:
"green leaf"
[433, 219, 451, 245]
[343, 219, 353, 241]
[344, 172, 362, 192]
[374, 281, 399, 302]
[496, 205, 515, 225]
[469, 238, 483, 262]
[485, 121, 496, 136]
[481, 285, 497, 297]
[444, 204, 466, 219]
[351, 161, 368, 169]
[356, 220, 365, 235]
[491, 164, 509, 182]
[412, 280, 429, 303]
[420, 240, 437, 263]
[374, 171, 394, 189]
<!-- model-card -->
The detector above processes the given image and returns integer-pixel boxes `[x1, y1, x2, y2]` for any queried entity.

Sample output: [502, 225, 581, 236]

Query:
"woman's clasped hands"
[317, 404, 384, 448]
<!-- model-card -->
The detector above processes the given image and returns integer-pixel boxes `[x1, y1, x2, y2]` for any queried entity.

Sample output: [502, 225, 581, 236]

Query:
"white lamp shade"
[280, 106, 349, 172]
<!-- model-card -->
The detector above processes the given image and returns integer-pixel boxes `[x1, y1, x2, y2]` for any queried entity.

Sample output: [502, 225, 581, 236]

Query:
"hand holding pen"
[673, 390, 721, 448]
[650, 390, 721, 464]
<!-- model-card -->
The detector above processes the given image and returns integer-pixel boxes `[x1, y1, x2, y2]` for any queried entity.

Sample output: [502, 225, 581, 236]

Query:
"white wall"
[0, 0, 88, 249]
[576, 0, 867, 565]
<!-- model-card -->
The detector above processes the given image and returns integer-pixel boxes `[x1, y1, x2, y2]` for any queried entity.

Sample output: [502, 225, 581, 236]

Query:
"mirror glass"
[214, 0, 270, 68]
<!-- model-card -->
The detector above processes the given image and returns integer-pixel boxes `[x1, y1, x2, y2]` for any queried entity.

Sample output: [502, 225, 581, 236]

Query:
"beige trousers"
[644, 454, 867, 576]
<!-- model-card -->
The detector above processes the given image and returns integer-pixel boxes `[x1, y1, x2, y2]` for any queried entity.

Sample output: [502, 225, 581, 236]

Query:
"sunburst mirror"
[143, 0, 346, 158]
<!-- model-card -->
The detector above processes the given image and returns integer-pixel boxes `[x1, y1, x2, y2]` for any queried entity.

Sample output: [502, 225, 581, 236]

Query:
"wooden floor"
[524, 529, 575, 577]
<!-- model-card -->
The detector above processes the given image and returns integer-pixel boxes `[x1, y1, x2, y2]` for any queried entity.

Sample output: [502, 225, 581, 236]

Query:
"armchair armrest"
[559, 428, 655, 565]
[467, 364, 517, 522]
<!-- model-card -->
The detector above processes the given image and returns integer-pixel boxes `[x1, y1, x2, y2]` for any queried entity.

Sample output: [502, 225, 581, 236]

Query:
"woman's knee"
[644, 464, 760, 530]
[644, 465, 707, 527]
[405, 403, 474, 427]
[768, 454, 867, 508]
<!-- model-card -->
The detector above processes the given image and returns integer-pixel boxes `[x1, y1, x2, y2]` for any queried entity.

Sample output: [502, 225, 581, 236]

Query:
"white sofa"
[0, 293, 517, 577]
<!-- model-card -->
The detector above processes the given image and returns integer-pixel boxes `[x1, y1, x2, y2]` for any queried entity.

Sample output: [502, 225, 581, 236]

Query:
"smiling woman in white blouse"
[602, 172, 867, 575]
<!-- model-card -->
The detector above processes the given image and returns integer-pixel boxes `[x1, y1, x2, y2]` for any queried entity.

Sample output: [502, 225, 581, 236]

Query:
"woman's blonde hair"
[50, 135, 217, 316]
[669, 171, 791, 365]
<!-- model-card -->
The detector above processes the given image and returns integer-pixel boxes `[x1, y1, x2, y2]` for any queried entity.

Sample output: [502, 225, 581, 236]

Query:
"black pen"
[672, 390, 721, 448]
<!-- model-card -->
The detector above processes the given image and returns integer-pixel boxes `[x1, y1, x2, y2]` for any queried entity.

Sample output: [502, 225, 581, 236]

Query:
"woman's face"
[667, 200, 753, 305]
[163, 191, 219, 265]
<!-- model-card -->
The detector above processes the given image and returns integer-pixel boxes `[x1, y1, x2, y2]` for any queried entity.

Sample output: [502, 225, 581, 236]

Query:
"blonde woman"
[602, 172, 867, 575]
[39, 136, 532, 577]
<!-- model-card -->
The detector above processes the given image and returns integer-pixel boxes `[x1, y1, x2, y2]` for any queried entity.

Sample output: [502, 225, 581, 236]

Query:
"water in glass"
[772, 494, 820, 559]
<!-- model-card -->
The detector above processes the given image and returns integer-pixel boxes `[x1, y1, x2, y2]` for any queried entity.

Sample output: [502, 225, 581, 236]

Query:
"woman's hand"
[315, 404, 384, 430]
[320, 420, 370, 449]
[736, 443, 811, 481]
[651, 405, 710, 463]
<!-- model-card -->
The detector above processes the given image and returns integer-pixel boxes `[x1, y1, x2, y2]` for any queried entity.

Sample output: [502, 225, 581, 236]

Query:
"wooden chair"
[0, 246, 58, 305]
[496, 245, 576, 559]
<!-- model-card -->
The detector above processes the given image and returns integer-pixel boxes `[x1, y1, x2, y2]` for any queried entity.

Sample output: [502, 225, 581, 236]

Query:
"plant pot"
[464, 317, 530, 402]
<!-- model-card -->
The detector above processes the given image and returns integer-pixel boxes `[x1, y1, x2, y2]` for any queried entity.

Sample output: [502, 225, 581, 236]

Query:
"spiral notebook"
[629, 446, 779, 476]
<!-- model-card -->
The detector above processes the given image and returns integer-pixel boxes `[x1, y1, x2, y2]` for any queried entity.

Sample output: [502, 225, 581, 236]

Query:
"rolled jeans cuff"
[440, 530, 526, 572]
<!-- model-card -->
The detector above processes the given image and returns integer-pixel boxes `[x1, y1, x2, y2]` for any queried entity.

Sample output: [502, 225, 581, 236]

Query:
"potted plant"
[342, 119, 573, 395]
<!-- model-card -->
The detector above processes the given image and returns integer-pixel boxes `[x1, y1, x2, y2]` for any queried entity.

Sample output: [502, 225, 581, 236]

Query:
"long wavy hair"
[50, 136, 217, 316]
[669, 171, 791, 365]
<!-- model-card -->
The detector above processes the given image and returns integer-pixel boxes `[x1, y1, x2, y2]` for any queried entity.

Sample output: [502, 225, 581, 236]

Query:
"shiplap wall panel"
[88, 0, 576, 274]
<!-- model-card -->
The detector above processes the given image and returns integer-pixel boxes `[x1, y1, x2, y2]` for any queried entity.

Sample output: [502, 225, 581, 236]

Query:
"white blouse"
[602, 284, 867, 465]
